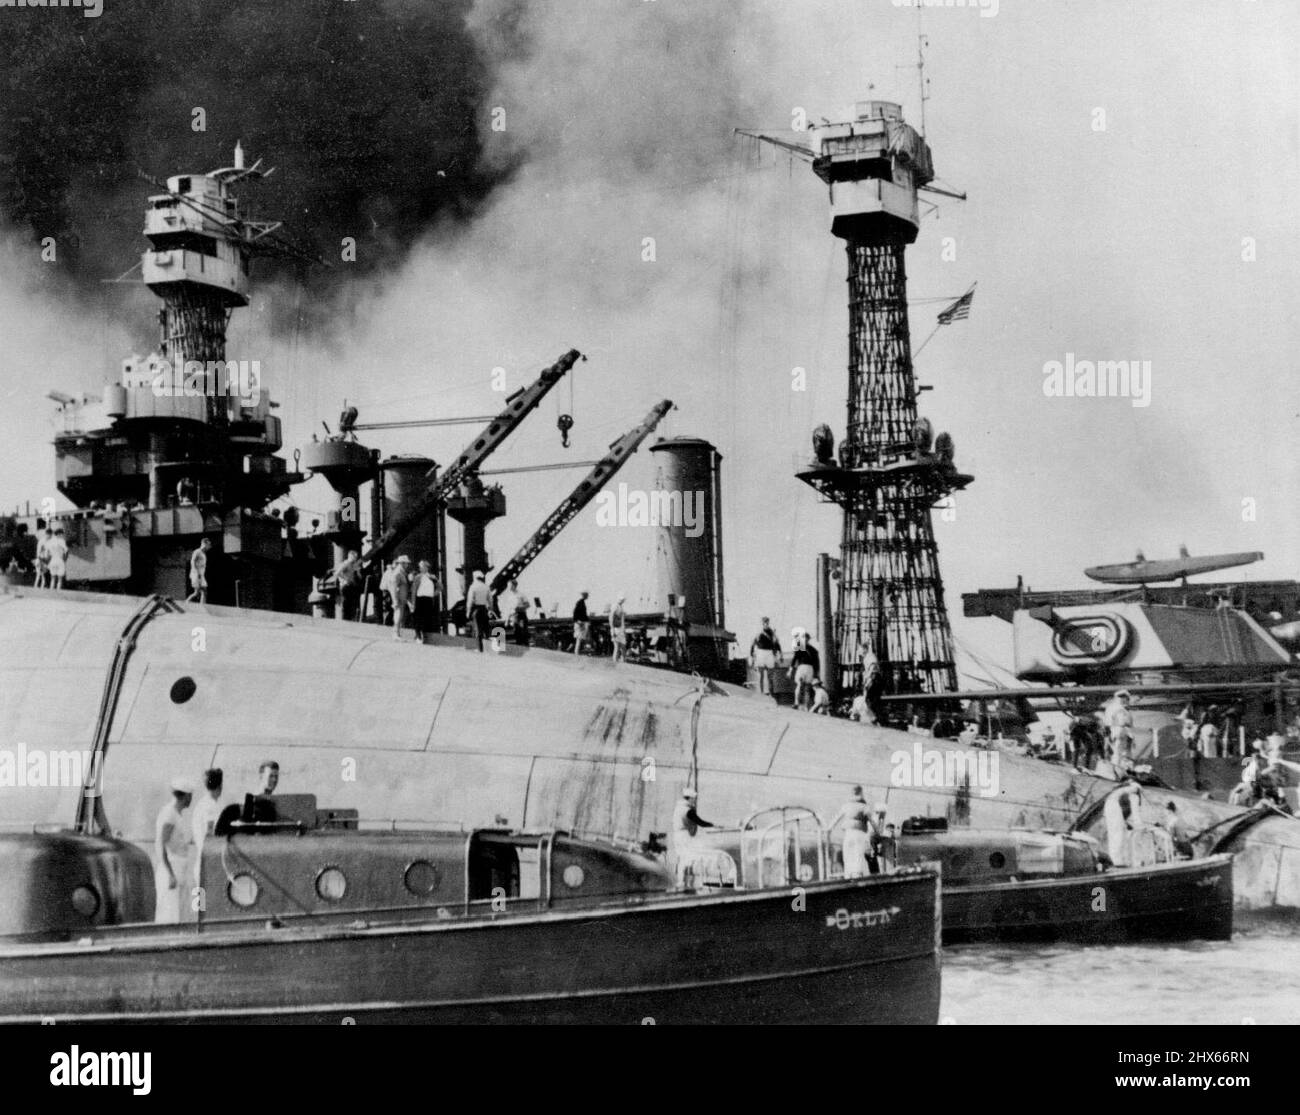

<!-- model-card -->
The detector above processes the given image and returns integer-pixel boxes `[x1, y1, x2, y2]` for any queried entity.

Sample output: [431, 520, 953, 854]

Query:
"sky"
[1, 0, 1296, 683]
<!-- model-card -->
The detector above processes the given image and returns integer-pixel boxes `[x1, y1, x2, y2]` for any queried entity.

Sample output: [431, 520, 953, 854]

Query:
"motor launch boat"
[690, 807, 1232, 945]
[0, 793, 942, 1024]
[891, 818, 1233, 944]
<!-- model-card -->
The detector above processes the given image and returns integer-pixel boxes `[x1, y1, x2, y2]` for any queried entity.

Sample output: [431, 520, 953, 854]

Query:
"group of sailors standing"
[748, 617, 836, 714]
[153, 761, 280, 923]
[669, 783, 893, 887]
[1, 519, 69, 589]
[329, 549, 639, 662]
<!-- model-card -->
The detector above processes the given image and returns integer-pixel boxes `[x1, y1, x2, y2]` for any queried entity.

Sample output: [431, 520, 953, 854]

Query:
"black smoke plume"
[0, 0, 525, 293]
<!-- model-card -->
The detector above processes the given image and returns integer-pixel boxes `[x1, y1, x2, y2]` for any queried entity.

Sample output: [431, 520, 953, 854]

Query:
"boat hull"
[0, 872, 941, 1025]
[940, 854, 1234, 944]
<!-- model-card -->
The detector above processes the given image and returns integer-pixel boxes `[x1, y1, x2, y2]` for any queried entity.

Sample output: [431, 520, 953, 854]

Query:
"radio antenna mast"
[916, 12, 931, 137]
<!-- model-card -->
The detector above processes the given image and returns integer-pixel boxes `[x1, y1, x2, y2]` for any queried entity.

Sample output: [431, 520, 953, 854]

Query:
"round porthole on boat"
[562, 864, 585, 889]
[228, 873, 260, 908]
[169, 676, 197, 705]
[70, 885, 99, 918]
[315, 867, 347, 903]
[989, 852, 1007, 870]
[404, 860, 439, 896]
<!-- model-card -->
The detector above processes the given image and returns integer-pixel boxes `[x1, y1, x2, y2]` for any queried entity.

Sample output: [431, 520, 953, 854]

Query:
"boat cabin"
[892, 818, 1102, 884]
[689, 808, 1105, 889]
[0, 795, 672, 941]
[198, 794, 673, 923]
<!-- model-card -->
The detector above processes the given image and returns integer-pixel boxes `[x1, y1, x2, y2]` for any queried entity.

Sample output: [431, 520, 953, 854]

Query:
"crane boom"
[358, 348, 584, 577]
[490, 399, 674, 596]
[735, 128, 814, 162]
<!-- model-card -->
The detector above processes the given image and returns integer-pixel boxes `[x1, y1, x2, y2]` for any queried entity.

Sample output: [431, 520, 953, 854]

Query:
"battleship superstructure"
[0, 149, 734, 672]
[15, 148, 307, 608]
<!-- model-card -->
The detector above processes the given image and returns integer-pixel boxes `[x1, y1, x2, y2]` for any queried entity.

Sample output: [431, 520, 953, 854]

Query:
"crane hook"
[557, 413, 574, 448]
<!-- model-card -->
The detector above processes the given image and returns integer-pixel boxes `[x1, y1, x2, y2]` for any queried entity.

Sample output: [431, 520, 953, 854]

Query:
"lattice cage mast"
[747, 101, 971, 700]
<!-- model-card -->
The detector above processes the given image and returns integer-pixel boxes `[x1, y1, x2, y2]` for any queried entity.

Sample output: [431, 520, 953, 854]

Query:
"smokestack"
[649, 437, 724, 630]
[816, 554, 837, 698]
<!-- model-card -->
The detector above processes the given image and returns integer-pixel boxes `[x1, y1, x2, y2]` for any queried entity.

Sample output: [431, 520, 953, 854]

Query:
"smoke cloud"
[0, 0, 525, 296]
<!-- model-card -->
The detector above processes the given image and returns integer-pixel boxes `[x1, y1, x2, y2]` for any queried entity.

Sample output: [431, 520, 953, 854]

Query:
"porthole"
[70, 885, 100, 918]
[228, 873, 260, 908]
[404, 860, 440, 896]
[989, 852, 1007, 870]
[169, 676, 197, 704]
[315, 867, 347, 903]
[562, 864, 585, 889]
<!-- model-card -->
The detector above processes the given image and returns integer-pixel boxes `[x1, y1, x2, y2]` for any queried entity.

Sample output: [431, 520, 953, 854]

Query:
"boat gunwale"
[0, 869, 941, 959]
[937, 852, 1233, 895]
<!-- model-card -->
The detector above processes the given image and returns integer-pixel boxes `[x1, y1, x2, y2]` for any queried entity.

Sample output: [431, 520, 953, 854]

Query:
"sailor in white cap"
[1102, 778, 1146, 867]
[1262, 736, 1300, 806]
[154, 776, 195, 924]
[830, 786, 874, 878]
[670, 788, 716, 886]
[1103, 689, 1135, 771]
[389, 556, 413, 641]
[609, 592, 629, 663]
[467, 568, 493, 651]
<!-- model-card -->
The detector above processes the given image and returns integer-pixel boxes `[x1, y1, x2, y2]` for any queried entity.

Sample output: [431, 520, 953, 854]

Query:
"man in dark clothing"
[1067, 713, 1094, 770]
[4, 523, 34, 578]
[513, 599, 530, 647]
[790, 634, 820, 711]
[572, 591, 591, 655]
[333, 549, 363, 621]
[749, 617, 783, 697]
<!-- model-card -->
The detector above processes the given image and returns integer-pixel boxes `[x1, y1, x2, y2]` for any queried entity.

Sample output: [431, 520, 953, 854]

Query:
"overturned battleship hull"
[2, 588, 1298, 910]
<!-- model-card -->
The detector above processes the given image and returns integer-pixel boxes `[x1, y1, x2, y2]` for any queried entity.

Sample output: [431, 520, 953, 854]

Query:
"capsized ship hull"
[0, 872, 941, 1025]
[2, 588, 1298, 910]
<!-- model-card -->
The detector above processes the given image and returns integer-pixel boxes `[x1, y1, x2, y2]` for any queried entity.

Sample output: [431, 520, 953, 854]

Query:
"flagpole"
[912, 322, 943, 358]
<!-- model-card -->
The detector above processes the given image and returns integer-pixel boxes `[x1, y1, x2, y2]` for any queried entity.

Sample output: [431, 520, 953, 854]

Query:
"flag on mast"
[936, 285, 975, 325]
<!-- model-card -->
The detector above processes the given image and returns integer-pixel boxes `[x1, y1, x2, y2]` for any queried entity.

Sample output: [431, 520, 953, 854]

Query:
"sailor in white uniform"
[670, 789, 715, 886]
[1102, 780, 1145, 867]
[830, 786, 875, 878]
[154, 777, 195, 924]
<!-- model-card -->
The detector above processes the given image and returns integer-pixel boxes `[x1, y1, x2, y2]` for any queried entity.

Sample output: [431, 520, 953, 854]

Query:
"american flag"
[936, 286, 975, 325]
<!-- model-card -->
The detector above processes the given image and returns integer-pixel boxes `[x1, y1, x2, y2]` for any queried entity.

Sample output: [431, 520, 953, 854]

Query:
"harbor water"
[940, 913, 1300, 1024]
